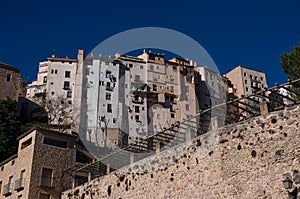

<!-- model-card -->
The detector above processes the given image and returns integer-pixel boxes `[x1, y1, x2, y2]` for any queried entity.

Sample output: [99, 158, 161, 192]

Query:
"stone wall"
[62, 106, 300, 199]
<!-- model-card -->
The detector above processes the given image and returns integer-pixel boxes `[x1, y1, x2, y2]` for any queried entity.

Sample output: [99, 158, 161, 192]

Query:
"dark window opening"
[6, 74, 11, 82]
[44, 137, 67, 148]
[65, 71, 71, 78]
[107, 104, 112, 113]
[21, 137, 32, 150]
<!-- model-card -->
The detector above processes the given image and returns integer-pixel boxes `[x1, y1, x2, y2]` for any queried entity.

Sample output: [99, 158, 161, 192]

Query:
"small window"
[170, 86, 174, 92]
[1, 166, 3, 171]
[44, 137, 67, 148]
[65, 71, 71, 78]
[171, 113, 175, 118]
[140, 65, 144, 69]
[135, 75, 140, 81]
[135, 115, 140, 121]
[246, 87, 248, 92]
[0, 181, 2, 194]
[6, 74, 12, 82]
[150, 65, 154, 70]
[186, 104, 190, 111]
[113, 118, 117, 123]
[128, 64, 133, 68]
[11, 160, 14, 166]
[107, 104, 112, 113]
[68, 100, 72, 104]
[63, 81, 70, 89]
[67, 91, 72, 98]
[250, 75, 253, 79]
[153, 84, 157, 91]
[243, 73, 246, 76]
[106, 93, 111, 100]
[21, 137, 32, 149]
[55, 70, 58, 74]
[260, 77, 263, 81]
[51, 69, 54, 74]
[245, 80, 247, 84]
[135, 106, 140, 113]
[43, 76, 47, 83]
[51, 92, 54, 95]
[41, 168, 52, 187]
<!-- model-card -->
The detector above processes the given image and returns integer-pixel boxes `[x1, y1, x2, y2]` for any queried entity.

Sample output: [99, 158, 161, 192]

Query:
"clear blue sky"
[0, 0, 299, 86]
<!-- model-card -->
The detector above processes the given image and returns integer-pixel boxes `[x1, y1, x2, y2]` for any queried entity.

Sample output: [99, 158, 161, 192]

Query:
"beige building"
[225, 66, 268, 118]
[0, 62, 27, 101]
[27, 55, 78, 128]
[0, 127, 92, 199]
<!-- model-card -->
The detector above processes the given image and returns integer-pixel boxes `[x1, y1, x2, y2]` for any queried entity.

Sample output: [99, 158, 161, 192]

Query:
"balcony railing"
[2, 183, 13, 196]
[14, 178, 25, 191]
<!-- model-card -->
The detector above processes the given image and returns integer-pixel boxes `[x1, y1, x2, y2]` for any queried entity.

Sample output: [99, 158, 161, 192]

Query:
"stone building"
[0, 62, 27, 101]
[224, 66, 268, 118]
[26, 54, 78, 127]
[0, 127, 93, 199]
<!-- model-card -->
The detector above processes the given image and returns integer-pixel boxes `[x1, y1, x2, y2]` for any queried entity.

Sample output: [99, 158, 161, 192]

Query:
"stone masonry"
[62, 105, 300, 199]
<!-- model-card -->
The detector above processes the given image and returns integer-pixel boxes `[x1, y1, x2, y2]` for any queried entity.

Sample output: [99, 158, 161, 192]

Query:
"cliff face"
[63, 106, 300, 199]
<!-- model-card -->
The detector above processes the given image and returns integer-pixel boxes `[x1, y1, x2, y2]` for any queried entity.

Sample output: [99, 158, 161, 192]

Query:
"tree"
[0, 99, 21, 162]
[280, 39, 300, 98]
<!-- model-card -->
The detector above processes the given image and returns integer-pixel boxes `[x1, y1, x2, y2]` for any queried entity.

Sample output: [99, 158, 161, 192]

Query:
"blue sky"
[0, 0, 300, 86]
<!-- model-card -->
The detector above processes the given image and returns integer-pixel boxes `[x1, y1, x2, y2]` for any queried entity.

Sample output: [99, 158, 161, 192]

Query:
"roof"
[48, 57, 78, 62]
[17, 126, 78, 141]
[0, 154, 18, 167]
[0, 62, 20, 73]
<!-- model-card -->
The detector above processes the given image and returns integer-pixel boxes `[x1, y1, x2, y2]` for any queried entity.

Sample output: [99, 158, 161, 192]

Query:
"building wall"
[62, 105, 300, 199]
[0, 128, 91, 199]
[0, 62, 25, 101]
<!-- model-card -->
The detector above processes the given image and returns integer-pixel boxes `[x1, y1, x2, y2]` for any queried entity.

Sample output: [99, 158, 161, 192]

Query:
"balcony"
[14, 178, 25, 191]
[2, 183, 13, 196]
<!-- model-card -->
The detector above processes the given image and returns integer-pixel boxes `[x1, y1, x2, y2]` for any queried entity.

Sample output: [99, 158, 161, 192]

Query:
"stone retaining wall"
[62, 106, 300, 199]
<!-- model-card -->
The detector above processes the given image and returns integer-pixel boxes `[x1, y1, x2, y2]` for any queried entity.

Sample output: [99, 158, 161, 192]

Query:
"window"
[255, 76, 257, 80]
[51, 92, 54, 95]
[135, 115, 140, 121]
[186, 104, 190, 111]
[0, 181, 2, 194]
[135, 106, 140, 113]
[106, 93, 111, 100]
[67, 91, 72, 98]
[44, 137, 67, 148]
[51, 69, 54, 74]
[6, 74, 11, 82]
[41, 168, 53, 187]
[153, 84, 157, 91]
[140, 65, 144, 69]
[65, 71, 71, 78]
[243, 73, 246, 76]
[11, 160, 14, 165]
[21, 137, 32, 149]
[113, 118, 117, 123]
[18, 195, 22, 199]
[8, 176, 13, 192]
[68, 100, 72, 104]
[128, 64, 133, 68]
[171, 113, 175, 118]
[63, 81, 70, 89]
[245, 80, 247, 84]
[107, 104, 112, 113]
[106, 70, 112, 78]
[135, 75, 140, 81]
[170, 75, 175, 82]
[246, 87, 248, 92]
[170, 86, 174, 92]
[261, 77, 263, 81]
[150, 65, 154, 70]
[250, 75, 253, 79]
[55, 70, 58, 74]
[43, 76, 47, 83]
